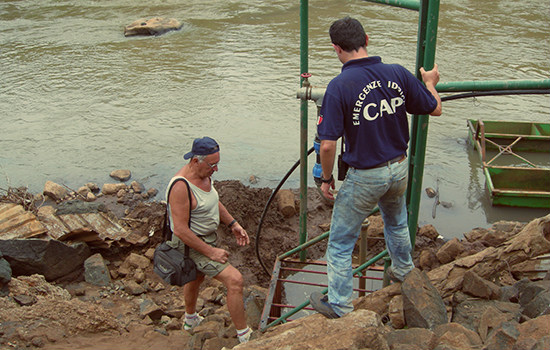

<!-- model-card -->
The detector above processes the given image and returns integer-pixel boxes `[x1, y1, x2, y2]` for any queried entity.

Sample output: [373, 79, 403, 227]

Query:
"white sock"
[237, 326, 250, 336]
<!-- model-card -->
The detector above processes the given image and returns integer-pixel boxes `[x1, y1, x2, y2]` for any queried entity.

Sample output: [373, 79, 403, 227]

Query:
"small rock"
[419, 248, 438, 270]
[436, 238, 465, 264]
[124, 280, 146, 295]
[147, 188, 158, 198]
[154, 328, 168, 336]
[418, 224, 440, 240]
[110, 169, 131, 182]
[388, 295, 405, 329]
[43, 181, 69, 201]
[86, 192, 96, 202]
[125, 253, 151, 270]
[140, 299, 164, 320]
[84, 253, 112, 287]
[102, 183, 127, 195]
[134, 269, 146, 284]
[462, 270, 501, 300]
[77, 186, 91, 197]
[14, 294, 37, 306]
[131, 181, 145, 193]
[31, 336, 45, 348]
[166, 318, 181, 330]
[86, 182, 100, 193]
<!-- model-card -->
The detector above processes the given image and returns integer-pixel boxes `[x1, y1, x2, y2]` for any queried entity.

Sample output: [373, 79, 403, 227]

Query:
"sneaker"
[183, 313, 204, 331]
[309, 291, 340, 319]
[237, 327, 253, 343]
[386, 267, 403, 283]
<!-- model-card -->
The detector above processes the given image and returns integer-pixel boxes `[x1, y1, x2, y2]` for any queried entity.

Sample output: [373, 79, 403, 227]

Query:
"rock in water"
[124, 17, 182, 37]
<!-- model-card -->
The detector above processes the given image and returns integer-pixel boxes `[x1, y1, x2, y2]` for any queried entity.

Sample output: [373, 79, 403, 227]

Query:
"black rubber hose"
[255, 146, 315, 275]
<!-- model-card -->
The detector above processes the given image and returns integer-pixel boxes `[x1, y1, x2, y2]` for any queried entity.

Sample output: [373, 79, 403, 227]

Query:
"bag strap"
[164, 177, 192, 257]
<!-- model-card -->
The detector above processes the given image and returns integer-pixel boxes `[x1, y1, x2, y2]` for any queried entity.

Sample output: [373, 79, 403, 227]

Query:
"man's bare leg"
[214, 265, 246, 329]
[184, 273, 205, 314]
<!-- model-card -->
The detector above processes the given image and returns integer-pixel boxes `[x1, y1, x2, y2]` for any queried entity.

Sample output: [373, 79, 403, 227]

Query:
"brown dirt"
[0, 180, 335, 350]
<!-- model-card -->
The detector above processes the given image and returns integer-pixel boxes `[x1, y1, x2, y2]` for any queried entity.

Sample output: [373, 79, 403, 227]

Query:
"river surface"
[1, 0, 549, 240]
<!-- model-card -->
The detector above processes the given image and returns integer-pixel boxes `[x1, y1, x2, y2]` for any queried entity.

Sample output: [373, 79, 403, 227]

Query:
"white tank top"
[166, 176, 219, 244]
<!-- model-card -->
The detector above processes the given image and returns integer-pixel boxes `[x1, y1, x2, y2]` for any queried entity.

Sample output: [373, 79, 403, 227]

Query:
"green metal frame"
[406, 0, 440, 249]
[263, 0, 439, 331]
[299, 0, 309, 262]
[436, 79, 550, 92]
[298, 0, 441, 257]
[298, 0, 441, 260]
[273, 0, 548, 332]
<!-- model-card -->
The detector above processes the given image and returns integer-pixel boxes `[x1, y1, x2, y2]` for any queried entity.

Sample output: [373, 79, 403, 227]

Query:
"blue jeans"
[327, 158, 414, 316]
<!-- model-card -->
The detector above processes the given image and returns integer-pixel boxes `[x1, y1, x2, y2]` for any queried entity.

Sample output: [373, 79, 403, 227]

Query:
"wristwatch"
[321, 174, 334, 183]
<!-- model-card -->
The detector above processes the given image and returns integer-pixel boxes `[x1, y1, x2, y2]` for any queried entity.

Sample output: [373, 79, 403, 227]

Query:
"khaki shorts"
[170, 233, 228, 277]
[188, 246, 229, 277]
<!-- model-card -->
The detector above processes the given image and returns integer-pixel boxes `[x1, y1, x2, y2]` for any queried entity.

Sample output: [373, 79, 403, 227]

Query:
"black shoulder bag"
[153, 178, 197, 286]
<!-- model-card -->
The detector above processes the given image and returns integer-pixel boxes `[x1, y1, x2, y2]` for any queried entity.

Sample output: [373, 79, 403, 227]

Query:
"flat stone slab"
[0, 203, 47, 240]
[0, 203, 145, 248]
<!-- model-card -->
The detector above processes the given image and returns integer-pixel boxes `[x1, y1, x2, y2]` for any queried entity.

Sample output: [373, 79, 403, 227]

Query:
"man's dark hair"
[329, 17, 367, 52]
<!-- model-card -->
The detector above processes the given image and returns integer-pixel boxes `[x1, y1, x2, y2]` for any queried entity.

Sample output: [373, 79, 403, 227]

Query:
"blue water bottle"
[312, 134, 322, 186]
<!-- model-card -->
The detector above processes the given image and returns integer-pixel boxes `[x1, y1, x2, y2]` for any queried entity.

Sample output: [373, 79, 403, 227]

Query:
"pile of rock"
[42, 169, 158, 205]
[1, 174, 549, 350]
[82, 250, 268, 349]
[234, 271, 549, 350]
[234, 214, 550, 350]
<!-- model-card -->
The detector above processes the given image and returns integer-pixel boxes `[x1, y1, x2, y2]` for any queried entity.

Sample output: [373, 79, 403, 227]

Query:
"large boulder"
[0, 239, 90, 281]
[0, 254, 11, 284]
[401, 268, 448, 329]
[235, 310, 387, 350]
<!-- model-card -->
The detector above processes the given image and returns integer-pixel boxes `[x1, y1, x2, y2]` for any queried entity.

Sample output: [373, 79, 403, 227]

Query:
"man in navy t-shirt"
[310, 16, 442, 319]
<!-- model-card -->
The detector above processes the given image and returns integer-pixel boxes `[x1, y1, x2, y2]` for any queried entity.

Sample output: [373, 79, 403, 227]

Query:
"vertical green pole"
[299, 0, 309, 261]
[407, 0, 440, 248]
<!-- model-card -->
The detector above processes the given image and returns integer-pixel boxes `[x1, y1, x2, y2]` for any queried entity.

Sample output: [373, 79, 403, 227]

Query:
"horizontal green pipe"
[278, 231, 330, 260]
[263, 292, 322, 330]
[437, 79, 550, 93]
[278, 207, 380, 261]
[362, 0, 420, 11]
[352, 249, 388, 276]
[299, 80, 550, 103]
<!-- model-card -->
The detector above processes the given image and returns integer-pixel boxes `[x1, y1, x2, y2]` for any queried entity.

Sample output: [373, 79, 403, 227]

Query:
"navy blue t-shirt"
[317, 56, 437, 169]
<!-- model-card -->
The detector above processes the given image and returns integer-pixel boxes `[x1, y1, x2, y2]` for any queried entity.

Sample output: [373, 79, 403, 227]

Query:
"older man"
[166, 136, 252, 343]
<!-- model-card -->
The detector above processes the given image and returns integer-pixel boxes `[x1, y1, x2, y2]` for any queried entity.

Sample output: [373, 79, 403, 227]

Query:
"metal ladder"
[259, 255, 386, 331]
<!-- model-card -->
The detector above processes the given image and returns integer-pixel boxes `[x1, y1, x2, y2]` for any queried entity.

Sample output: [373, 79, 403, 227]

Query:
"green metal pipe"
[406, 0, 429, 206]
[352, 249, 388, 276]
[362, 0, 420, 11]
[436, 79, 550, 92]
[299, 0, 309, 262]
[278, 231, 330, 260]
[263, 295, 316, 330]
[407, 0, 440, 249]
[358, 222, 368, 297]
